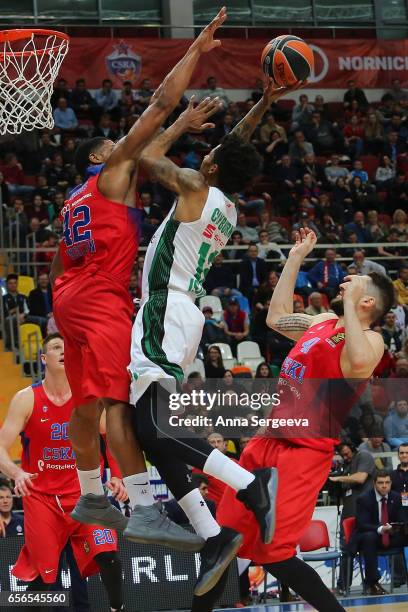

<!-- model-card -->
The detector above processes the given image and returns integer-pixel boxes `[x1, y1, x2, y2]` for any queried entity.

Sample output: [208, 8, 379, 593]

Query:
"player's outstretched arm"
[0, 387, 38, 495]
[266, 228, 334, 340]
[98, 7, 227, 202]
[230, 79, 305, 144]
[140, 96, 220, 194]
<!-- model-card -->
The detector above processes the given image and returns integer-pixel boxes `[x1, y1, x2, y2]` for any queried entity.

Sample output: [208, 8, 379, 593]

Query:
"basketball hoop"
[0, 29, 69, 135]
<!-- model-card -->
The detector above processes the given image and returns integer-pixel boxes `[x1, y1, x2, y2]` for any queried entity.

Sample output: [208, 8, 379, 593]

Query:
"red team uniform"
[13, 383, 118, 583]
[218, 318, 360, 564]
[53, 171, 141, 406]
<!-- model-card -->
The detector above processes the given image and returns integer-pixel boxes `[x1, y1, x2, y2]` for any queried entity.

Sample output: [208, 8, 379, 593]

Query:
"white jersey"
[129, 186, 236, 403]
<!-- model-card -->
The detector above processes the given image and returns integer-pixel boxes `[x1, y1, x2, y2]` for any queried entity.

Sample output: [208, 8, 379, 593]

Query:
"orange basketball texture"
[262, 35, 314, 86]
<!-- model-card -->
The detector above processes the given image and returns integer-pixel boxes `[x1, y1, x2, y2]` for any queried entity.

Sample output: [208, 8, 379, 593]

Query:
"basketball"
[261, 35, 314, 86]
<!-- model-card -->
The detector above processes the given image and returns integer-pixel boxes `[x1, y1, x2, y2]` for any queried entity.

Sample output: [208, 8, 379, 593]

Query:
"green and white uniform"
[128, 186, 236, 404]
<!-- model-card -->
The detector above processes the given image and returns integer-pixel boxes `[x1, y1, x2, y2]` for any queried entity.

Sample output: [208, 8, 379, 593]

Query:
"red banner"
[60, 38, 408, 90]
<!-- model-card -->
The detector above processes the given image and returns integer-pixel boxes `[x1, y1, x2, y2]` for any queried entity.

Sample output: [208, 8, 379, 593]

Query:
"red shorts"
[53, 271, 132, 405]
[216, 437, 333, 564]
[12, 491, 118, 583]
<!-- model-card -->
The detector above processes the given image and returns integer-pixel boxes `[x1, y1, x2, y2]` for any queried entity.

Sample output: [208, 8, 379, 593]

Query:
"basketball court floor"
[213, 592, 408, 611]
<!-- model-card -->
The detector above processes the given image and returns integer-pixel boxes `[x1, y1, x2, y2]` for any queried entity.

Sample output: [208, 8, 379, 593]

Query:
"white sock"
[178, 489, 221, 540]
[203, 449, 255, 492]
[77, 468, 104, 496]
[123, 472, 155, 507]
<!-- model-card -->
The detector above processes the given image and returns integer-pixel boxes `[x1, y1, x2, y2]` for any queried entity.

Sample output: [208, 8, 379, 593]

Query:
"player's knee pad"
[94, 550, 121, 569]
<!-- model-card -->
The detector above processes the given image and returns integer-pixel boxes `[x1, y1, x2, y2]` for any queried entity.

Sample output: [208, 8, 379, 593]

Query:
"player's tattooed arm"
[274, 314, 312, 333]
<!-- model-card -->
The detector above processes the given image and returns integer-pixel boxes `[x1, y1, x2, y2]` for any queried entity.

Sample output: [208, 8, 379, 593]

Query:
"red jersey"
[56, 171, 142, 291]
[270, 318, 363, 452]
[21, 382, 78, 496]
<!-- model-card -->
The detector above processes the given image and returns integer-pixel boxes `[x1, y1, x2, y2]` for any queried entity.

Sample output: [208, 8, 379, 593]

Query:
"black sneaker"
[194, 527, 243, 597]
[236, 467, 278, 544]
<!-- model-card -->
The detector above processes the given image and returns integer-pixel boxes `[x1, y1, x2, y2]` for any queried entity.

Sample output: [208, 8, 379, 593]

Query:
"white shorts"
[128, 291, 205, 404]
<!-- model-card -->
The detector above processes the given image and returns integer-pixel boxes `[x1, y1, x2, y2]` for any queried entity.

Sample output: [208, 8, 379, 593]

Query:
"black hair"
[374, 469, 391, 481]
[42, 332, 63, 353]
[398, 442, 408, 452]
[213, 134, 262, 194]
[191, 473, 209, 488]
[74, 137, 108, 175]
[368, 272, 395, 320]
[6, 273, 18, 282]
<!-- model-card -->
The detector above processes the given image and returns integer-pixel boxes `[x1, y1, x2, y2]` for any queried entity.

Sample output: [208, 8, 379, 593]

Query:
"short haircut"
[399, 442, 408, 452]
[191, 473, 209, 488]
[74, 137, 108, 175]
[367, 272, 395, 320]
[214, 134, 262, 194]
[6, 273, 18, 282]
[42, 332, 63, 353]
[374, 469, 391, 481]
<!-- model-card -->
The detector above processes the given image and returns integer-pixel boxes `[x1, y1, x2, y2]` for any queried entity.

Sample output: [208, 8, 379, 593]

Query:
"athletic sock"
[178, 489, 221, 539]
[203, 449, 255, 492]
[123, 472, 155, 507]
[77, 468, 104, 496]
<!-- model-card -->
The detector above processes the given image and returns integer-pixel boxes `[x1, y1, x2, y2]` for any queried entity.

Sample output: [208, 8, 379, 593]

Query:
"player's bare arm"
[0, 387, 38, 496]
[49, 244, 63, 287]
[266, 228, 336, 340]
[99, 409, 127, 502]
[231, 79, 305, 143]
[97, 7, 227, 204]
[339, 275, 385, 378]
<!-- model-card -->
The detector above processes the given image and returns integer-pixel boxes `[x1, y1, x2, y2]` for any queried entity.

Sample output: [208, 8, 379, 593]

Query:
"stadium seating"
[299, 519, 341, 590]
[184, 358, 206, 381]
[199, 295, 223, 321]
[209, 342, 236, 370]
[17, 275, 35, 297]
[19, 323, 42, 377]
[237, 341, 264, 372]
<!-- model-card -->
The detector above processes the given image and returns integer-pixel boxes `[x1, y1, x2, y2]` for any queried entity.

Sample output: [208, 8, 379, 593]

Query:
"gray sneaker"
[123, 502, 205, 552]
[70, 493, 128, 532]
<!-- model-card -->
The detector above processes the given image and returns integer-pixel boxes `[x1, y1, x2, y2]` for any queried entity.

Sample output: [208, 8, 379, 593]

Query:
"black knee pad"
[94, 551, 121, 569]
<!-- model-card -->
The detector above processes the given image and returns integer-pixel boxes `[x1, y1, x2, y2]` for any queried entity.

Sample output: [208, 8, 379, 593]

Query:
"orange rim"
[0, 28, 69, 59]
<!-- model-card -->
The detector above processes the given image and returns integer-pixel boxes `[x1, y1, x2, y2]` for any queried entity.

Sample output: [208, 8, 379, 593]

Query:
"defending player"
[50, 9, 226, 548]
[0, 333, 126, 611]
[126, 81, 301, 595]
[192, 228, 395, 612]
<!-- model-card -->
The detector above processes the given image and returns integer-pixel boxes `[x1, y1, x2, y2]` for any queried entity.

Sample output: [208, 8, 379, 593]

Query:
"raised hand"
[191, 7, 227, 53]
[288, 228, 317, 260]
[263, 78, 307, 106]
[178, 95, 221, 132]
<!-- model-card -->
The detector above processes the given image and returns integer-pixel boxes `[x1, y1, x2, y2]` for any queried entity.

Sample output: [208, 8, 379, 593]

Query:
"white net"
[0, 31, 69, 135]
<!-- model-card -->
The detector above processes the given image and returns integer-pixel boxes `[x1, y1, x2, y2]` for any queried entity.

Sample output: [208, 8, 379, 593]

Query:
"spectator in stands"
[375, 155, 395, 187]
[381, 311, 403, 355]
[260, 113, 287, 144]
[305, 292, 328, 316]
[27, 272, 53, 335]
[358, 436, 393, 471]
[201, 76, 229, 108]
[343, 79, 368, 109]
[45, 153, 69, 191]
[224, 230, 244, 262]
[0, 484, 24, 536]
[53, 97, 78, 132]
[0, 153, 34, 197]
[390, 210, 408, 242]
[70, 78, 95, 120]
[255, 270, 279, 306]
[390, 443, 408, 500]
[204, 253, 240, 297]
[384, 113, 408, 141]
[204, 345, 226, 379]
[332, 177, 353, 218]
[343, 114, 364, 158]
[235, 212, 258, 244]
[34, 174, 55, 203]
[391, 358, 408, 379]
[256, 230, 285, 262]
[345, 212, 370, 243]
[388, 175, 408, 212]
[164, 474, 216, 524]
[25, 194, 49, 224]
[297, 173, 321, 205]
[50, 77, 70, 108]
[355, 471, 407, 596]
[288, 130, 314, 162]
[211, 112, 235, 145]
[350, 159, 369, 184]
[349, 176, 377, 213]
[3, 273, 29, 350]
[201, 306, 229, 351]
[301, 152, 326, 187]
[389, 78, 408, 103]
[224, 297, 250, 355]
[365, 210, 388, 242]
[358, 405, 386, 441]
[135, 78, 154, 109]
[239, 244, 267, 300]
[325, 154, 349, 186]
[94, 78, 117, 114]
[291, 94, 314, 130]
[293, 298, 305, 313]
[384, 400, 408, 449]
[352, 249, 386, 276]
[118, 80, 136, 116]
[263, 130, 288, 168]
[308, 110, 343, 155]
[383, 131, 406, 162]
[93, 113, 118, 140]
[255, 209, 288, 244]
[307, 248, 345, 299]
[363, 111, 385, 155]
[393, 264, 408, 305]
